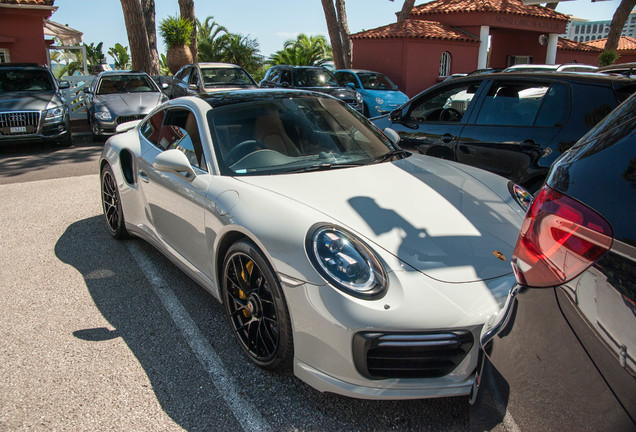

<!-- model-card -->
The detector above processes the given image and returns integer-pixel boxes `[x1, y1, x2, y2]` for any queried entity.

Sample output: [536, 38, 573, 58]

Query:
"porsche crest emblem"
[492, 250, 506, 261]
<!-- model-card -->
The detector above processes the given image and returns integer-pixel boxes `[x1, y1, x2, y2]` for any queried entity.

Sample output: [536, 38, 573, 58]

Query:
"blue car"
[334, 69, 408, 117]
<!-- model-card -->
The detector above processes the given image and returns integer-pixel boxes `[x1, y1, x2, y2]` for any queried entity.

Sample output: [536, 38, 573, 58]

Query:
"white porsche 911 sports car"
[100, 89, 529, 400]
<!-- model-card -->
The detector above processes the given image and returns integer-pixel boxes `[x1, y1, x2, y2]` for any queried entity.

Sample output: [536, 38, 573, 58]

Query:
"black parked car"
[259, 65, 364, 113]
[479, 92, 636, 431]
[0, 63, 71, 146]
[166, 62, 258, 99]
[373, 72, 636, 192]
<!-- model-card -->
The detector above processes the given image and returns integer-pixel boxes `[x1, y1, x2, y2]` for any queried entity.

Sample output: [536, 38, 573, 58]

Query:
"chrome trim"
[480, 284, 520, 347]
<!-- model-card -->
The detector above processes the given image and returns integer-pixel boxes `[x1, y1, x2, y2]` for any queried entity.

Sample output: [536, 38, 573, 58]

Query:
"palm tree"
[269, 34, 332, 66]
[196, 16, 230, 62]
[120, 0, 153, 72]
[220, 34, 263, 73]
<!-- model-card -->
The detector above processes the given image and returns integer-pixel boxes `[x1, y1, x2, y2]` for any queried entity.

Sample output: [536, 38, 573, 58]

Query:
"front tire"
[101, 164, 129, 239]
[222, 240, 293, 370]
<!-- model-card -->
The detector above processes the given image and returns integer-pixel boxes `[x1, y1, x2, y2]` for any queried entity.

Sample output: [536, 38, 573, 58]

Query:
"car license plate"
[10, 126, 27, 133]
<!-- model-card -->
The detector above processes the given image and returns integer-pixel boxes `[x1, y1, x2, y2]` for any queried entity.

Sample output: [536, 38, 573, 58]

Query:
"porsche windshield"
[0, 69, 55, 93]
[210, 96, 396, 176]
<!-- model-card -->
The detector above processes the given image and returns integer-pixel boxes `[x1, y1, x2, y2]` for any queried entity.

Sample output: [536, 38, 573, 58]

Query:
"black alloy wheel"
[101, 164, 128, 239]
[222, 240, 293, 370]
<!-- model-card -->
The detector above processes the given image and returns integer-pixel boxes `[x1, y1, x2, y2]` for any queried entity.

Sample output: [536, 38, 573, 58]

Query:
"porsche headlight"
[508, 182, 533, 211]
[94, 111, 112, 121]
[306, 225, 387, 299]
[45, 106, 65, 120]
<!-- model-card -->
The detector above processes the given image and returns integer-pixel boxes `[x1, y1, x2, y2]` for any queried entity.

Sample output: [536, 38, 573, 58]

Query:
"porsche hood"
[238, 156, 523, 283]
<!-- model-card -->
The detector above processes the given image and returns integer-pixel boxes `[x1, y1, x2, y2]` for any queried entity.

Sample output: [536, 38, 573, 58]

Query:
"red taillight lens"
[512, 186, 613, 288]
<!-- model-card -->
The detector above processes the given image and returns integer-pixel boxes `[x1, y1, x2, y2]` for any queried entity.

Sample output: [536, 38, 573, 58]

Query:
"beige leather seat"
[254, 112, 300, 156]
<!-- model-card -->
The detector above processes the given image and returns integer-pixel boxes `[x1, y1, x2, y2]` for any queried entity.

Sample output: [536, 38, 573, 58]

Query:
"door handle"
[441, 134, 454, 144]
[138, 170, 149, 183]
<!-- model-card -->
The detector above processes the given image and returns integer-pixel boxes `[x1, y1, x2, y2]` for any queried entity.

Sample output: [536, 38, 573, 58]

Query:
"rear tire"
[101, 164, 129, 239]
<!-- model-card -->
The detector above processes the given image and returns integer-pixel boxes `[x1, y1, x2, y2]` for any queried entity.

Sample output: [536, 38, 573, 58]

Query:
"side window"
[280, 70, 292, 85]
[476, 82, 551, 127]
[535, 83, 570, 127]
[337, 72, 357, 88]
[175, 67, 191, 83]
[409, 84, 479, 123]
[189, 69, 200, 87]
[162, 109, 207, 171]
[140, 109, 166, 148]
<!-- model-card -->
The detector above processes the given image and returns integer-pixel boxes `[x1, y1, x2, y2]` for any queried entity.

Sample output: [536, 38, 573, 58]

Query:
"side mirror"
[188, 83, 198, 91]
[82, 87, 92, 94]
[161, 82, 169, 89]
[115, 119, 142, 134]
[383, 128, 401, 147]
[346, 82, 357, 89]
[153, 149, 195, 181]
[58, 80, 71, 89]
[389, 108, 402, 123]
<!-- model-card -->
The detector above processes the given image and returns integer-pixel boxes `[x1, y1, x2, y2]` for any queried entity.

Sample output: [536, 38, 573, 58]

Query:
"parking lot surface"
[0, 137, 513, 431]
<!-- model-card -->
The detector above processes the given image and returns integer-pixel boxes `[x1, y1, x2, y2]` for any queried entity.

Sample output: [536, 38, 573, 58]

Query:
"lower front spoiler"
[294, 358, 475, 400]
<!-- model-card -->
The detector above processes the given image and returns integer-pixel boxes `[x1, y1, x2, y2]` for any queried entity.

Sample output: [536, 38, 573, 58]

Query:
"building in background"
[563, 11, 636, 43]
[0, 0, 56, 64]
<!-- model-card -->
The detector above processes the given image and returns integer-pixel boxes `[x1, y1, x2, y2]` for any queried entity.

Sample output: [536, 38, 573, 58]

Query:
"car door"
[136, 106, 211, 273]
[386, 80, 484, 160]
[457, 79, 568, 189]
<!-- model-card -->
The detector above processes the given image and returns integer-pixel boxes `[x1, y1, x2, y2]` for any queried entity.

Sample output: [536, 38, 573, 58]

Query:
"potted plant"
[159, 15, 194, 74]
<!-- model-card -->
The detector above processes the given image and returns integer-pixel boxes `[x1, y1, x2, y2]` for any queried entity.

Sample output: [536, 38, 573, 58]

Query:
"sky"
[50, 0, 626, 63]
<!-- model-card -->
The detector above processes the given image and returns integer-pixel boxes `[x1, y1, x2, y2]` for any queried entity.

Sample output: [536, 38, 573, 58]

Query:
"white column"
[545, 33, 558, 65]
[478, 26, 490, 69]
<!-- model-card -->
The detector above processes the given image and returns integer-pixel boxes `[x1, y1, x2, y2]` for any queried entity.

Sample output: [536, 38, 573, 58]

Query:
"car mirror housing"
[389, 108, 403, 122]
[83, 87, 91, 94]
[153, 149, 196, 181]
[58, 80, 71, 89]
[383, 128, 401, 147]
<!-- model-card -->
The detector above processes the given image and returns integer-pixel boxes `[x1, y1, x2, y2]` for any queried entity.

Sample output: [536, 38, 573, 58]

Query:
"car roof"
[97, 70, 150, 77]
[199, 88, 338, 109]
[196, 62, 245, 69]
[336, 69, 382, 74]
[0, 63, 47, 69]
[449, 70, 634, 84]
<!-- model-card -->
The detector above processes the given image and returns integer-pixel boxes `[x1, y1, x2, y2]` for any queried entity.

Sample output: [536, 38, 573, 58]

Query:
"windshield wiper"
[372, 150, 409, 164]
[282, 162, 365, 173]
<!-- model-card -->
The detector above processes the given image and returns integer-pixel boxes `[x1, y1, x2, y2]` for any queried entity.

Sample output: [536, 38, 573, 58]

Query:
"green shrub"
[159, 15, 193, 48]
[598, 50, 620, 67]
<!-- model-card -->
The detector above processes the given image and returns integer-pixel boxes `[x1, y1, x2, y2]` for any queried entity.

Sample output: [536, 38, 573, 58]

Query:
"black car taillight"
[511, 186, 613, 288]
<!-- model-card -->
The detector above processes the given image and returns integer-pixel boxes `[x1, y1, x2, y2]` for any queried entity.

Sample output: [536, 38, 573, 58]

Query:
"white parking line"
[126, 241, 272, 432]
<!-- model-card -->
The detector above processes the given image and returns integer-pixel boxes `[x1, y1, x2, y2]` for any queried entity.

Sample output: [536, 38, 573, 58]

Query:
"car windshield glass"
[97, 75, 158, 94]
[201, 68, 255, 87]
[357, 72, 398, 91]
[210, 96, 395, 176]
[292, 69, 338, 87]
[0, 69, 54, 93]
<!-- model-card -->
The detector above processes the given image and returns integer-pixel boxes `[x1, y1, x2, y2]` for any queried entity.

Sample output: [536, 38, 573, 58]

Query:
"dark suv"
[0, 63, 71, 146]
[260, 65, 364, 113]
[478, 91, 636, 431]
[373, 72, 636, 192]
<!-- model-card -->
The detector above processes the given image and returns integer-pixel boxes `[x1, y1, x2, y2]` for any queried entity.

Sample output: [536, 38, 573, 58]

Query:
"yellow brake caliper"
[240, 260, 254, 318]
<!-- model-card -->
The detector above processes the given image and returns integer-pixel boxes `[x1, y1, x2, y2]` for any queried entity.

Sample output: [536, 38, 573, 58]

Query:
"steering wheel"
[439, 107, 462, 122]
[226, 140, 265, 165]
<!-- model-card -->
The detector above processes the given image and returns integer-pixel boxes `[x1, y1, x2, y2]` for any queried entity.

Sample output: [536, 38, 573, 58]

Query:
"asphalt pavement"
[0, 130, 514, 431]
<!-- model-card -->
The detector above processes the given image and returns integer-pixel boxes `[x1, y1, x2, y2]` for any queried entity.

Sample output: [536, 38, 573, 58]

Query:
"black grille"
[0, 111, 40, 136]
[116, 114, 145, 125]
[353, 331, 474, 379]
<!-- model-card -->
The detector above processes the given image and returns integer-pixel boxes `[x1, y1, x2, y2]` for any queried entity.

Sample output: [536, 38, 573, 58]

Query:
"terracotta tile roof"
[350, 19, 479, 43]
[410, 0, 569, 22]
[558, 37, 602, 52]
[585, 36, 636, 52]
[0, 0, 55, 5]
